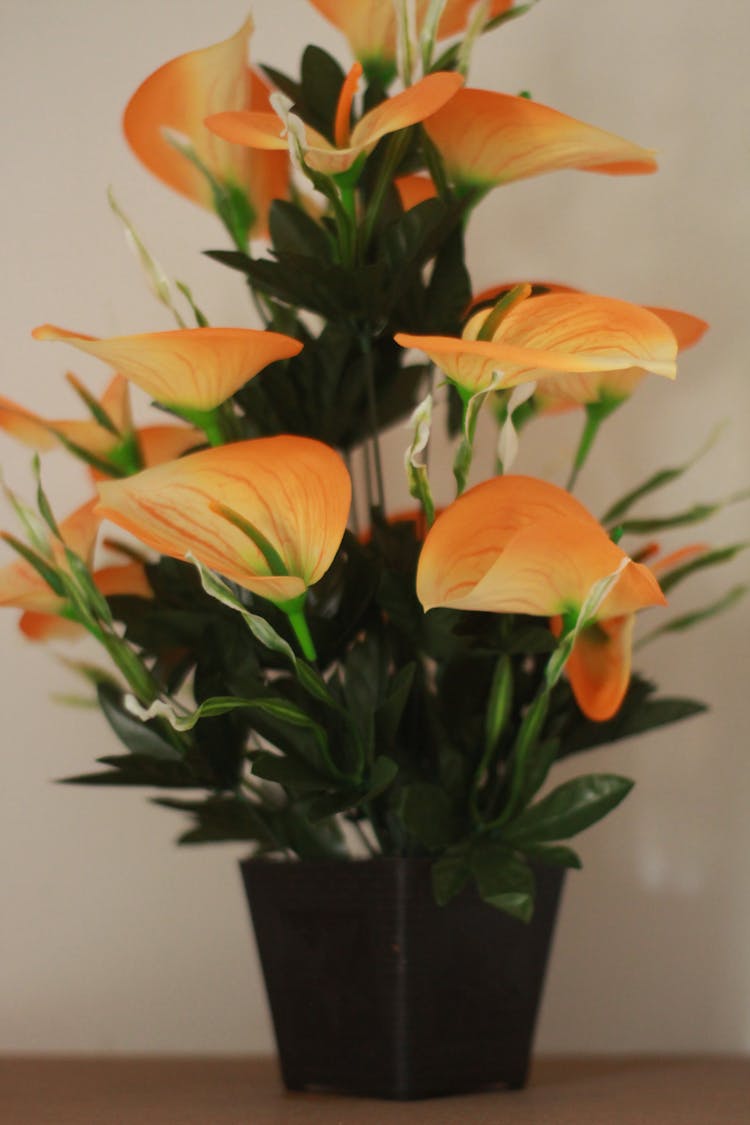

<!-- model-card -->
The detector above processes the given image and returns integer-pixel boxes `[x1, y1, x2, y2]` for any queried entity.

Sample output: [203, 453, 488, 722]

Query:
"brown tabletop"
[1, 1055, 748, 1124]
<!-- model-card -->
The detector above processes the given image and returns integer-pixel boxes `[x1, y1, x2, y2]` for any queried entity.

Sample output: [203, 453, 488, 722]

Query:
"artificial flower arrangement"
[1, 0, 743, 926]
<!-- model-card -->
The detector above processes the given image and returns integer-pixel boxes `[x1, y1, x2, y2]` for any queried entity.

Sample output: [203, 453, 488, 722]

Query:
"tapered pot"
[240, 856, 564, 1100]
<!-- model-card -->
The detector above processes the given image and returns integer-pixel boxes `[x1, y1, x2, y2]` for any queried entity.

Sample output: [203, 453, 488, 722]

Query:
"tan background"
[1, 0, 748, 1054]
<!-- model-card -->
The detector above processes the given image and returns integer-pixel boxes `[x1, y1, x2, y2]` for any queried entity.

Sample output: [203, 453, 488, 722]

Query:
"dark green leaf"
[396, 782, 461, 849]
[431, 854, 470, 905]
[557, 676, 707, 756]
[375, 664, 416, 746]
[97, 685, 182, 761]
[59, 754, 194, 787]
[300, 45, 346, 140]
[503, 774, 634, 844]
[470, 844, 534, 921]
[269, 199, 331, 260]
[250, 751, 330, 792]
[363, 755, 399, 800]
[521, 843, 582, 869]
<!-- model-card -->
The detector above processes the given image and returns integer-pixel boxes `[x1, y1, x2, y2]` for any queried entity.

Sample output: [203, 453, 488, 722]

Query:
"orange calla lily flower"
[31, 325, 303, 415]
[417, 474, 664, 617]
[18, 560, 153, 643]
[96, 436, 351, 606]
[418, 476, 665, 720]
[0, 500, 100, 616]
[396, 292, 678, 397]
[122, 18, 287, 237]
[0, 375, 133, 461]
[468, 284, 708, 412]
[205, 70, 463, 177]
[308, 1, 514, 79]
[424, 89, 657, 191]
[136, 425, 203, 468]
[552, 540, 711, 719]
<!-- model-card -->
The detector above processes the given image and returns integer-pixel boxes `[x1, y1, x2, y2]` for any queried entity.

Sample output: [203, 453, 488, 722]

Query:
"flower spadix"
[96, 436, 351, 607]
[31, 324, 302, 415]
[396, 292, 678, 397]
[205, 69, 463, 177]
[308, 1, 514, 81]
[424, 89, 657, 191]
[123, 17, 287, 237]
[417, 475, 665, 620]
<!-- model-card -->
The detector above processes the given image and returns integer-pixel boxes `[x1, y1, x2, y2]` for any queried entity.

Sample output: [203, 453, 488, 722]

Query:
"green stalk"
[283, 601, 317, 662]
[566, 399, 622, 492]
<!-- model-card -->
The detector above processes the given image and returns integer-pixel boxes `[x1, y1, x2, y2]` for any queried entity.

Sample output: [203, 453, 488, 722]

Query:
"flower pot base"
[240, 857, 564, 1100]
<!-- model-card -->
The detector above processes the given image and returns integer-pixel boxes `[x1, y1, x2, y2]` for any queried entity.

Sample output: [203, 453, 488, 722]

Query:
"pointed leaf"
[503, 773, 634, 844]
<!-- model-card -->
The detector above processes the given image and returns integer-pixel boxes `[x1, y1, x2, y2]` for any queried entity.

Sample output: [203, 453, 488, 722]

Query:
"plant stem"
[284, 604, 317, 662]
[361, 334, 386, 512]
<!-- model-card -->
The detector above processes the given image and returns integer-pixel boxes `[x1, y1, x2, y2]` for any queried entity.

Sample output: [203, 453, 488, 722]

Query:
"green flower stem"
[566, 399, 622, 492]
[282, 600, 317, 662]
[361, 334, 386, 513]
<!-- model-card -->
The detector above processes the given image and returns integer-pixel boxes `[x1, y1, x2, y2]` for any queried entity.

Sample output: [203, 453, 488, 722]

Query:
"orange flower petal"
[565, 615, 635, 721]
[645, 306, 709, 351]
[0, 397, 58, 450]
[94, 561, 153, 599]
[0, 500, 100, 613]
[425, 89, 657, 189]
[394, 174, 438, 210]
[123, 19, 253, 211]
[417, 475, 665, 618]
[96, 437, 351, 605]
[208, 71, 463, 176]
[18, 611, 85, 642]
[137, 425, 203, 468]
[308, 1, 513, 72]
[396, 293, 677, 396]
[32, 325, 303, 413]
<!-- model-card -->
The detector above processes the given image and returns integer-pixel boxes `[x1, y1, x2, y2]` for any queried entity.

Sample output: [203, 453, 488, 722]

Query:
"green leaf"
[601, 425, 725, 525]
[503, 774, 634, 844]
[557, 675, 707, 756]
[250, 751, 330, 792]
[1, 533, 64, 596]
[269, 199, 331, 260]
[657, 544, 749, 595]
[96, 685, 183, 762]
[155, 794, 278, 847]
[396, 782, 461, 849]
[431, 854, 470, 905]
[375, 664, 416, 746]
[363, 754, 399, 800]
[470, 844, 534, 921]
[521, 843, 582, 869]
[616, 491, 750, 536]
[300, 45, 346, 140]
[60, 753, 195, 787]
[637, 585, 748, 647]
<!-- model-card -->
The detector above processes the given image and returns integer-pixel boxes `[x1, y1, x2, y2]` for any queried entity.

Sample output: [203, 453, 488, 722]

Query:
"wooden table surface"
[2, 1055, 748, 1124]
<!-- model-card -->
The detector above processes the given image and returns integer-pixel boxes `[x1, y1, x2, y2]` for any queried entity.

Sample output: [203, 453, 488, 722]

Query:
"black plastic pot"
[240, 856, 564, 1100]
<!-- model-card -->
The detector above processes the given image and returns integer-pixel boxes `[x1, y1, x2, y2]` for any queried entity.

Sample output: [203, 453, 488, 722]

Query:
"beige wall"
[1, 0, 748, 1053]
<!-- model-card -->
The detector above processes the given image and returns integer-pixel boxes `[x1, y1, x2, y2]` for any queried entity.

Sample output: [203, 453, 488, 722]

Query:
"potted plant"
[1, 0, 744, 1101]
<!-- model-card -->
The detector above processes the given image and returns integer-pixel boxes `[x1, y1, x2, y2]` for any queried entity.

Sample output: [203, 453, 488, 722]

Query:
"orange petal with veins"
[96, 437, 351, 605]
[207, 71, 463, 176]
[123, 19, 253, 210]
[425, 89, 657, 189]
[32, 325, 302, 413]
[417, 475, 664, 619]
[396, 292, 677, 396]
